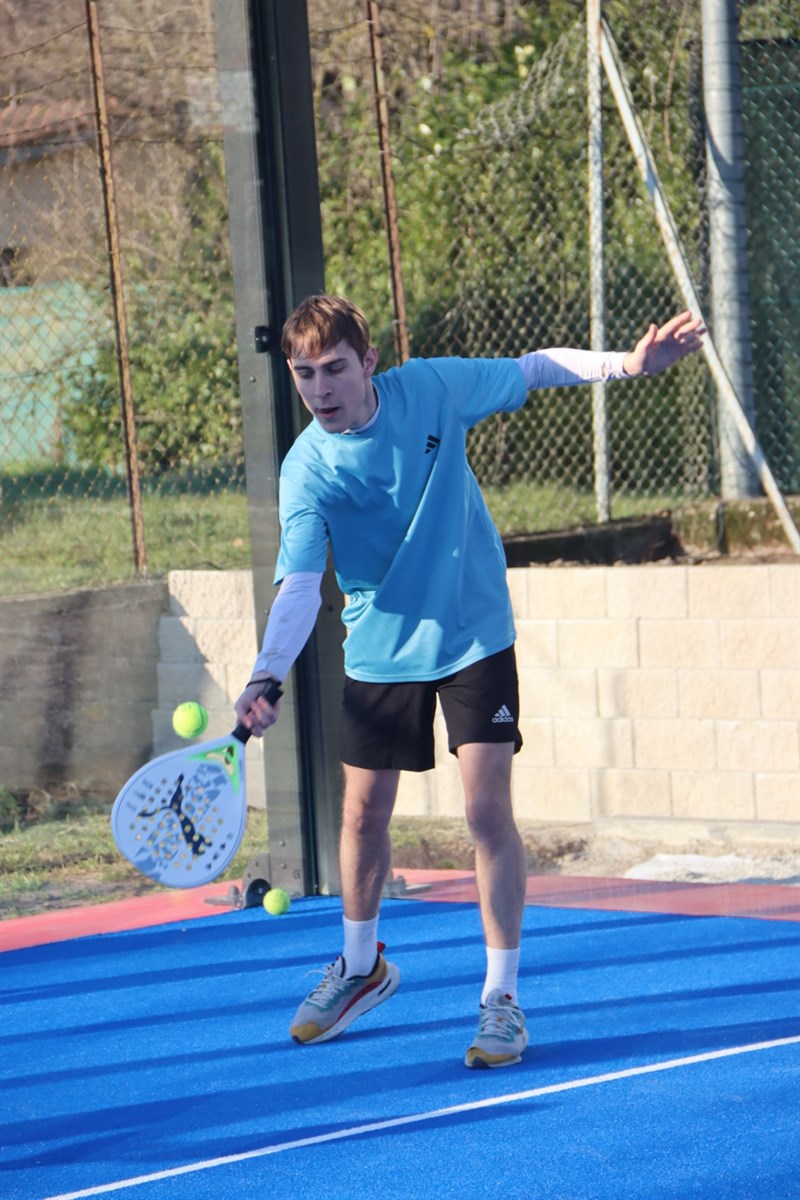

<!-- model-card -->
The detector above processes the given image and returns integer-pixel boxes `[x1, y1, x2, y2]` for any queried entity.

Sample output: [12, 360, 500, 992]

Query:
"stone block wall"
[151, 570, 266, 808]
[395, 562, 799, 842]
[0, 582, 169, 790]
[3, 564, 797, 848]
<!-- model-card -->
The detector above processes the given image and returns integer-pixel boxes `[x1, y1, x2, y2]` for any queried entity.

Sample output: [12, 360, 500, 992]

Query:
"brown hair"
[281, 294, 372, 362]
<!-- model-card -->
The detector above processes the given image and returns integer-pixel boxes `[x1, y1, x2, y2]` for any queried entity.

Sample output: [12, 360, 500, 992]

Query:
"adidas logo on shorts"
[492, 704, 514, 724]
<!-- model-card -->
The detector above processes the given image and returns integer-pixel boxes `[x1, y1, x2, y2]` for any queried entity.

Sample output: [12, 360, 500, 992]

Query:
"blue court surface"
[2, 894, 799, 1200]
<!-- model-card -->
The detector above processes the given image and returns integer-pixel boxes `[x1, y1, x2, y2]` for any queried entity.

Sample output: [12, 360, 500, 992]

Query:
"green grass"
[2, 468, 693, 597]
[483, 479, 683, 536]
[0, 798, 466, 919]
[0, 802, 269, 918]
[1, 489, 251, 595]
[4, 464, 795, 599]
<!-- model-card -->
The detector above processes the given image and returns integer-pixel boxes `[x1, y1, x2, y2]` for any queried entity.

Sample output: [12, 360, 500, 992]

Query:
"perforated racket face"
[111, 737, 248, 888]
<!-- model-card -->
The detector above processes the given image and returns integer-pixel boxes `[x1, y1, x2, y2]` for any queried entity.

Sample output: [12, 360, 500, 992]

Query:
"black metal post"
[215, 0, 344, 897]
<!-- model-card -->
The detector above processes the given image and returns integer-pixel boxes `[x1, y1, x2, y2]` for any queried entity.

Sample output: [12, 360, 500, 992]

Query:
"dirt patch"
[390, 818, 800, 885]
[391, 819, 587, 873]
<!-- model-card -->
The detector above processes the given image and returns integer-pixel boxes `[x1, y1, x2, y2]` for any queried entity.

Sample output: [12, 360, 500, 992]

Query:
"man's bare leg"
[289, 764, 400, 1044]
[339, 764, 400, 921]
[459, 742, 529, 1067]
[458, 742, 525, 949]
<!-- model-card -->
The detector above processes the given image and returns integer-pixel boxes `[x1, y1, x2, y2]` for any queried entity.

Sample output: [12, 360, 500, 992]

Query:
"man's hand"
[234, 677, 281, 737]
[623, 311, 706, 378]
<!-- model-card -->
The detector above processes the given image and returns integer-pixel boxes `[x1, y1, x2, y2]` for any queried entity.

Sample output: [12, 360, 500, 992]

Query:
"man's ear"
[363, 345, 378, 376]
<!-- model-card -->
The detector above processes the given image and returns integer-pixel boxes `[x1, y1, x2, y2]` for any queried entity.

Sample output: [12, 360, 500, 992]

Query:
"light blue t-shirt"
[275, 356, 527, 682]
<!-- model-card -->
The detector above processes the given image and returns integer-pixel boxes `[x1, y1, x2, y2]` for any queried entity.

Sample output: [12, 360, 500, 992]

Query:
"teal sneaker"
[465, 989, 529, 1068]
[290, 943, 400, 1044]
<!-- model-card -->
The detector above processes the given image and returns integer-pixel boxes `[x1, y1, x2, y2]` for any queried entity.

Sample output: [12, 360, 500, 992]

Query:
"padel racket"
[111, 681, 282, 889]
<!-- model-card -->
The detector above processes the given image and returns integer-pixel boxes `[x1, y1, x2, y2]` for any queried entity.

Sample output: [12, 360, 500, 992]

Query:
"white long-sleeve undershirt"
[515, 347, 629, 387]
[250, 571, 323, 684]
[248, 347, 632, 685]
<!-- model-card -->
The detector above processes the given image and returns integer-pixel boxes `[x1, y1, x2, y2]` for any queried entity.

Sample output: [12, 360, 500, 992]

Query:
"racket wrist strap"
[247, 672, 282, 689]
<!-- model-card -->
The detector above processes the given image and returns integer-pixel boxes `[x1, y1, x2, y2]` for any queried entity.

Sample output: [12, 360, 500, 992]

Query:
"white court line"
[39, 1035, 800, 1200]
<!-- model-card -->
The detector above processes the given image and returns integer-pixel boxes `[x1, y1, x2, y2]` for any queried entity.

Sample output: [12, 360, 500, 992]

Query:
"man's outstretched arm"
[515, 311, 706, 391]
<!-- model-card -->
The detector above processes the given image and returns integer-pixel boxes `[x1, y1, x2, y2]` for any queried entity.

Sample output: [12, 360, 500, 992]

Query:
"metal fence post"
[216, 0, 344, 897]
[587, 0, 610, 523]
[702, 0, 759, 499]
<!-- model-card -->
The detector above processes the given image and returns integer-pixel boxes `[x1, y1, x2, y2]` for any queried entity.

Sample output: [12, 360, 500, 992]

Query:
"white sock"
[342, 916, 379, 977]
[482, 946, 520, 1006]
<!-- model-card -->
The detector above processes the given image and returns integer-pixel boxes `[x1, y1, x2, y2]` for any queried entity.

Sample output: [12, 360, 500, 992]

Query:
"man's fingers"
[249, 696, 280, 732]
[236, 689, 280, 736]
[659, 311, 705, 342]
[657, 309, 693, 337]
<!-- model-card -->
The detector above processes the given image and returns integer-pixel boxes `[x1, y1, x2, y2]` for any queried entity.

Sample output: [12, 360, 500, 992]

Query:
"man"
[235, 294, 704, 1068]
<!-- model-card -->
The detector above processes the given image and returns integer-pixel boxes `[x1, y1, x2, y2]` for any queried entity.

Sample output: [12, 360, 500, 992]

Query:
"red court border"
[399, 869, 800, 922]
[2, 869, 797, 954]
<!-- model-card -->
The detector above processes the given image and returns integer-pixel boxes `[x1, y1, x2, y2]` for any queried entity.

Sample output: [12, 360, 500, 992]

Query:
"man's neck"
[345, 385, 380, 434]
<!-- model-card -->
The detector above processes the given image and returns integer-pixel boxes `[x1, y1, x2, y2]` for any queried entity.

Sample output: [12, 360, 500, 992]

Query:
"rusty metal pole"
[366, 0, 410, 364]
[86, 0, 147, 574]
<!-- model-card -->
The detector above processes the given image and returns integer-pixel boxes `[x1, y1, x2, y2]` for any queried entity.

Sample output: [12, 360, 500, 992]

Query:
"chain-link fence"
[739, 34, 800, 496]
[310, 0, 799, 537]
[1, 1, 798, 597]
[1, 0, 247, 595]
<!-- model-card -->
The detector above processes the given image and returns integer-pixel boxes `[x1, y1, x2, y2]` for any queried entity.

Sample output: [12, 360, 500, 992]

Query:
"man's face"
[287, 340, 378, 434]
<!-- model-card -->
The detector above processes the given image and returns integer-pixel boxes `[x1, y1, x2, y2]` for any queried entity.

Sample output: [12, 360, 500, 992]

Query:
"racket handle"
[233, 679, 283, 744]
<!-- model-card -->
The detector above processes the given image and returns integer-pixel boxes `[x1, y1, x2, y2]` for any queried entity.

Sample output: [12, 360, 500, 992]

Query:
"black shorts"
[340, 645, 522, 772]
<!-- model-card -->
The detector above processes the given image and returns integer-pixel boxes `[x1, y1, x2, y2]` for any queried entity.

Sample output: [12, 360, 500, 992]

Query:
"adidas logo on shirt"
[492, 705, 514, 724]
[425, 434, 440, 454]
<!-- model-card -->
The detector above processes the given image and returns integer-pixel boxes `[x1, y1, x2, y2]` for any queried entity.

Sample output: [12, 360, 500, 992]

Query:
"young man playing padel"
[235, 294, 704, 1068]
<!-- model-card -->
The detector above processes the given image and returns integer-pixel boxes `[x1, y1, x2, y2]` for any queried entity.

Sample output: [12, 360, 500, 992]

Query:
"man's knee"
[342, 767, 398, 839]
[465, 789, 517, 847]
[342, 798, 392, 841]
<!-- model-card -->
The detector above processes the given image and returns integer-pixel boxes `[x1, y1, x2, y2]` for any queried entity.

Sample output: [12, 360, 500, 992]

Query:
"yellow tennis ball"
[263, 887, 291, 916]
[172, 701, 209, 739]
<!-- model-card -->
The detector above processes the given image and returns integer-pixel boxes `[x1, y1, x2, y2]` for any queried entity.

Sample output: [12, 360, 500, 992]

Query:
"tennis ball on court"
[172, 701, 209, 739]
[263, 887, 291, 916]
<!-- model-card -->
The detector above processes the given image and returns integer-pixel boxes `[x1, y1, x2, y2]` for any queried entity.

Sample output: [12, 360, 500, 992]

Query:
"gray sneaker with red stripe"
[290, 943, 400, 1044]
[465, 989, 529, 1068]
